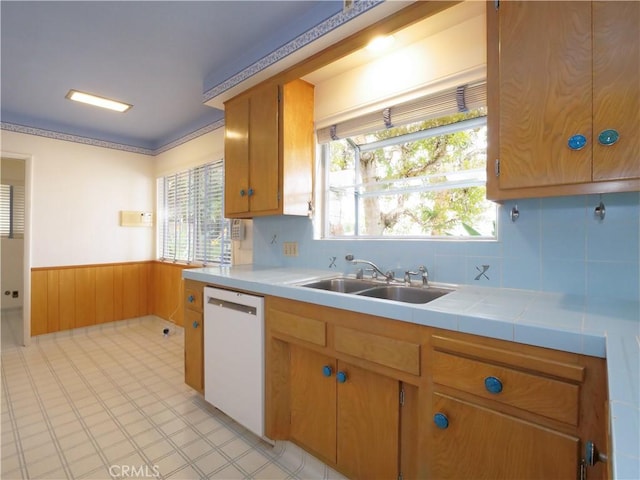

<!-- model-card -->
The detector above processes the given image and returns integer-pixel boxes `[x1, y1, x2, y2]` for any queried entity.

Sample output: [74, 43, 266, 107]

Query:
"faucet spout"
[345, 254, 393, 282]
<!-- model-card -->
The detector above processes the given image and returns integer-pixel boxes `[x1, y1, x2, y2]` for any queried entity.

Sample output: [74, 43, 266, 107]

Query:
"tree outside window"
[323, 108, 495, 238]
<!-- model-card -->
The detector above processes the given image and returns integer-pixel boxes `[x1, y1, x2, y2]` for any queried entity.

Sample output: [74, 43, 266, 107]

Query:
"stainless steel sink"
[355, 285, 453, 304]
[300, 278, 379, 293]
[299, 277, 453, 304]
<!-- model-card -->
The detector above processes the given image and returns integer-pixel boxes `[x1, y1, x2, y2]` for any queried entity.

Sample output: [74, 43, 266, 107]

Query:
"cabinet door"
[496, 1, 592, 189]
[290, 345, 337, 463]
[337, 361, 399, 480]
[429, 393, 579, 480]
[224, 95, 250, 216]
[592, 1, 640, 181]
[184, 309, 204, 392]
[249, 84, 279, 214]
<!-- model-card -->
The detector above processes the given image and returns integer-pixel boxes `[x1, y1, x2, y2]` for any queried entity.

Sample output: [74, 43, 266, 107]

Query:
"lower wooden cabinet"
[183, 280, 204, 393]
[184, 309, 203, 393]
[429, 393, 579, 479]
[425, 332, 608, 480]
[290, 345, 399, 479]
[265, 296, 608, 480]
[266, 296, 422, 479]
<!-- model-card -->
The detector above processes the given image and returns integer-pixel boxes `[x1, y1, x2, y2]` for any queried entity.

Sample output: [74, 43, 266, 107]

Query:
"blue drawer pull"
[567, 134, 587, 150]
[240, 189, 246, 197]
[484, 376, 503, 394]
[598, 129, 619, 146]
[336, 371, 347, 383]
[322, 365, 333, 377]
[434, 413, 449, 429]
[192, 321, 199, 329]
[187, 295, 195, 303]
[248, 188, 254, 196]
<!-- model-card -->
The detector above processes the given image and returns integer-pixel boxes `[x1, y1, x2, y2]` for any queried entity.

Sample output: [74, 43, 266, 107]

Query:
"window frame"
[156, 159, 231, 265]
[0, 183, 25, 239]
[319, 113, 496, 240]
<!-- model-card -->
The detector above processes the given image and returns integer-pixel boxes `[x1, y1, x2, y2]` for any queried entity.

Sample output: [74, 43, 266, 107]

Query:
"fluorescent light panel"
[66, 89, 132, 112]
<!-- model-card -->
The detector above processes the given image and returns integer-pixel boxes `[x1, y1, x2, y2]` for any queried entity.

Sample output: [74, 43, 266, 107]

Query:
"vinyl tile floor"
[1, 309, 346, 480]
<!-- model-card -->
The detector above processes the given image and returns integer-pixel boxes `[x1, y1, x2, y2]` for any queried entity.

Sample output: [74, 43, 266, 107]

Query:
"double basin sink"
[298, 277, 453, 304]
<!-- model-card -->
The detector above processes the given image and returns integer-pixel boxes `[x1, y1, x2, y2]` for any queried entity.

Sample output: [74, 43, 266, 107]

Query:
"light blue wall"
[253, 192, 640, 302]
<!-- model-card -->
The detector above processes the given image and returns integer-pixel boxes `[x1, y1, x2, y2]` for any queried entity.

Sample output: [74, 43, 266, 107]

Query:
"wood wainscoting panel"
[31, 261, 157, 336]
[122, 263, 140, 320]
[138, 262, 152, 317]
[151, 261, 199, 327]
[75, 267, 96, 328]
[46, 270, 60, 333]
[95, 265, 115, 324]
[153, 262, 179, 325]
[113, 265, 124, 321]
[58, 268, 76, 332]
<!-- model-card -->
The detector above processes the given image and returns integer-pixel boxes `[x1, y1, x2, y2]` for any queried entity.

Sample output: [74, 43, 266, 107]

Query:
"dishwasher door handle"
[207, 296, 257, 316]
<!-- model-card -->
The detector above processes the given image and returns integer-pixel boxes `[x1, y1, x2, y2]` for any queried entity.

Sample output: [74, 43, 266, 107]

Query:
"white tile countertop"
[183, 265, 640, 479]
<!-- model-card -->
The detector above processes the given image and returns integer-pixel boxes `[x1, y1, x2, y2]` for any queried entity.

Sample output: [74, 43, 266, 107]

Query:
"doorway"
[1, 154, 30, 347]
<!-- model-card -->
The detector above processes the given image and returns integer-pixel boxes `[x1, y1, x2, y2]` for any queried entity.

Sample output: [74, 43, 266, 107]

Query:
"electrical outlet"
[283, 242, 298, 257]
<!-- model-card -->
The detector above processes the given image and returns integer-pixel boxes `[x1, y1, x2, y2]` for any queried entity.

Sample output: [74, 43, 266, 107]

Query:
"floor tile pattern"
[1, 310, 345, 480]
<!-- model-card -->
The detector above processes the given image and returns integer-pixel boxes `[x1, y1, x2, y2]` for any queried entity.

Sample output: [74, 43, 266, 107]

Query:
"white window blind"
[317, 81, 486, 144]
[157, 160, 230, 265]
[0, 184, 25, 239]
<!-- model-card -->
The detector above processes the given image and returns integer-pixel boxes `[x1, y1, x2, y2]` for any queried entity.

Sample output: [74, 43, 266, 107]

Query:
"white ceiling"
[0, 1, 346, 151]
[1, 1, 483, 154]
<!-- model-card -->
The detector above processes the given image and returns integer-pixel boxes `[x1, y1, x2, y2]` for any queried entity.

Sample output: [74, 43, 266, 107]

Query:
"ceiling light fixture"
[65, 89, 132, 113]
[366, 35, 395, 53]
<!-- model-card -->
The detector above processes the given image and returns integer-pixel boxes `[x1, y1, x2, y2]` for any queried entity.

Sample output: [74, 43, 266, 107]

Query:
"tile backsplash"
[253, 192, 640, 302]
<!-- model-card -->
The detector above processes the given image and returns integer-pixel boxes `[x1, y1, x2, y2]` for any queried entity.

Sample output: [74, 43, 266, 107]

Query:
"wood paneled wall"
[31, 261, 195, 336]
[151, 261, 195, 327]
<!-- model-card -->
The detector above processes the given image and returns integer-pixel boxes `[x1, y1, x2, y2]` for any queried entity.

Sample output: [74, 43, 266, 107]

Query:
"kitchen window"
[318, 82, 496, 238]
[156, 160, 231, 264]
[0, 183, 25, 239]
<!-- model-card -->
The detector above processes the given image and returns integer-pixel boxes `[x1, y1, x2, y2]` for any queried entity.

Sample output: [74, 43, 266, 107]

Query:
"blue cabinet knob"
[585, 440, 607, 466]
[585, 440, 596, 466]
[192, 321, 199, 329]
[240, 189, 246, 197]
[598, 129, 619, 146]
[187, 295, 195, 303]
[336, 371, 347, 383]
[434, 413, 449, 429]
[568, 134, 587, 151]
[248, 188, 254, 196]
[322, 365, 333, 377]
[484, 376, 503, 394]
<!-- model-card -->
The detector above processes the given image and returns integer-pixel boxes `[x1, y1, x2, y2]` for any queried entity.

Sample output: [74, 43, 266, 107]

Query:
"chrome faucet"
[404, 266, 429, 287]
[345, 254, 395, 283]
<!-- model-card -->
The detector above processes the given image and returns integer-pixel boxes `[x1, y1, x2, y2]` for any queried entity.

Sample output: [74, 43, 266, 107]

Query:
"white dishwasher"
[204, 286, 265, 438]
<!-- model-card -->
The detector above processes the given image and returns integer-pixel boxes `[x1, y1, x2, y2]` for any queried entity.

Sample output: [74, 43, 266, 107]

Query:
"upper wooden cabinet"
[487, 1, 640, 200]
[224, 79, 314, 218]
